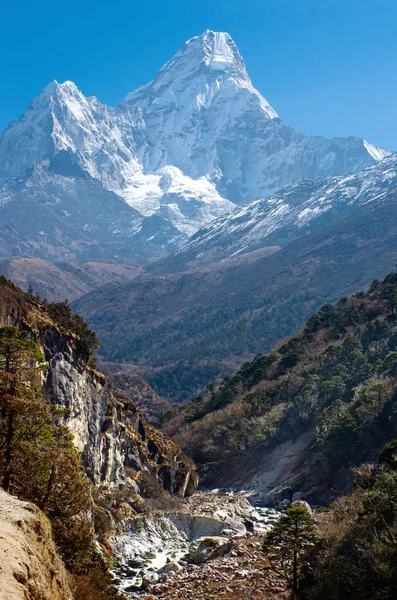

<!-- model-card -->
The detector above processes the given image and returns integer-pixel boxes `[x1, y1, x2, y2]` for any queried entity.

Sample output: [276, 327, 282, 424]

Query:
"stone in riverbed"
[142, 572, 159, 588]
[243, 518, 255, 532]
[157, 561, 182, 574]
[127, 557, 145, 568]
[189, 536, 233, 564]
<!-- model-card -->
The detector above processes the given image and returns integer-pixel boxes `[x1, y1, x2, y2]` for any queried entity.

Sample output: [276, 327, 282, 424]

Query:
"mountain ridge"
[0, 30, 391, 260]
[151, 152, 397, 274]
[74, 182, 397, 401]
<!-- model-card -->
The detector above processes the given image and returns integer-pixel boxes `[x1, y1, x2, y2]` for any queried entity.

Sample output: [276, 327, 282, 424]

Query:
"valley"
[74, 186, 397, 401]
[0, 16, 397, 600]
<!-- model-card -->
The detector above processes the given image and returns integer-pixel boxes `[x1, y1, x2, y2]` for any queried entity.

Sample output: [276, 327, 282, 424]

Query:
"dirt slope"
[0, 490, 72, 600]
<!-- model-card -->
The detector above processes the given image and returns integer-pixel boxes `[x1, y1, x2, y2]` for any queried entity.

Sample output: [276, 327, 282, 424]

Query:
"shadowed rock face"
[0, 277, 198, 497]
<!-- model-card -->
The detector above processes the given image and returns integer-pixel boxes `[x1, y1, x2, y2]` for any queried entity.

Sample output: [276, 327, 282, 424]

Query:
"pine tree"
[0, 326, 45, 491]
[263, 504, 317, 599]
[0, 326, 93, 572]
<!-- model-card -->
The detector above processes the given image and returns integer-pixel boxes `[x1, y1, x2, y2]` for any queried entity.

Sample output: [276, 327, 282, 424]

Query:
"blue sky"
[1, 0, 396, 149]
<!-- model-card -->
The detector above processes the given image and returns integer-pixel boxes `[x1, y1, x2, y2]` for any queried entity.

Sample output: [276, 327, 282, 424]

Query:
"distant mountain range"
[74, 174, 397, 400]
[0, 30, 390, 260]
[117, 151, 395, 398]
[151, 152, 397, 274]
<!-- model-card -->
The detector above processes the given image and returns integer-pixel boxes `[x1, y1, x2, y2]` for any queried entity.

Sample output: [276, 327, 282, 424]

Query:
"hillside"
[164, 272, 397, 505]
[74, 187, 397, 401]
[103, 366, 174, 427]
[0, 256, 142, 302]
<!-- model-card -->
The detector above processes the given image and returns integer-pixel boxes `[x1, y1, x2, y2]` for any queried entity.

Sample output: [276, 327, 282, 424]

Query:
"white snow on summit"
[0, 30, 392, 253]
[364, 140, 390, 162]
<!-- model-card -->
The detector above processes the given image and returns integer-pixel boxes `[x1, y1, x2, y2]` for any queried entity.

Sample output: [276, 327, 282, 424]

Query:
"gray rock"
[127, 557, 145, 568]
[243, 518, 255, 533]
[142, 572, 159, 588]
[189, 536, 233, 565]
[291, 500, 312, 514]
[222, 515, 246, 534]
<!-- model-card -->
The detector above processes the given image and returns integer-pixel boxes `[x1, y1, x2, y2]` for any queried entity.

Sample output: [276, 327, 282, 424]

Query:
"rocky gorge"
[110, 492, 281, 598]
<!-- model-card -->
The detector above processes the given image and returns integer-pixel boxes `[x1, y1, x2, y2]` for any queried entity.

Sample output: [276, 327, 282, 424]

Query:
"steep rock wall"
[0, 277, 198, 496]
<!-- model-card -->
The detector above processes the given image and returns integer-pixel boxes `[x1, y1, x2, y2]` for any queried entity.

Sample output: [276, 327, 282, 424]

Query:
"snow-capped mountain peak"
[21, 79, 87, 125]
[363, 139, 390, 161]
[201, 30, 241, 69]
[123, 30, 278, 120]
[0, 30, 392, 261]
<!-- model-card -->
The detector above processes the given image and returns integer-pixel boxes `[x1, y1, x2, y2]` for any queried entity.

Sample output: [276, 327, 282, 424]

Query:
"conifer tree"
[0, 326, 45, 491]
[263, 504, 317, 599]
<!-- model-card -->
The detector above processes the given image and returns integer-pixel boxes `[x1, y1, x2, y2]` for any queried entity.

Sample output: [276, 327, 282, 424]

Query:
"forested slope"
[75, 188, 397, 401]
[164, 272, 397, 503]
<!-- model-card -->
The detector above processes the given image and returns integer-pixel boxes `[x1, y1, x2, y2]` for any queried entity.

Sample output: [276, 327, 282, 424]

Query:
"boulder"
[274, 486, 293, 503]
[127, 557, 145, 568]
[243, 518, 255, 533]
[158, 561, 182, 574]
[222, 515, 246, 534]
[189, 536, 233, 564]
[291, 500, 312, 514]
[142, 572, 159, 588]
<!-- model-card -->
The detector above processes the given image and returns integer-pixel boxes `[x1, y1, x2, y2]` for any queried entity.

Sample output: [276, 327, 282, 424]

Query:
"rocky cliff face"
[0, 489, 73, 600]
[0, 277, 198, 497]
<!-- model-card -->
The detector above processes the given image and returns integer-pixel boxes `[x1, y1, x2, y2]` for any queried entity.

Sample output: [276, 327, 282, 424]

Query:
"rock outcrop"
[0, 489, 72, 600]
[0, 277, 198, 497]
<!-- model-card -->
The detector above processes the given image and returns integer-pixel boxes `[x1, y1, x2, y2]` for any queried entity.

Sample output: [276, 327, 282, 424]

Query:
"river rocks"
[112, 492, 280, 596]
[148, 533, 288, 600]
[189, 536, 233, 564]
